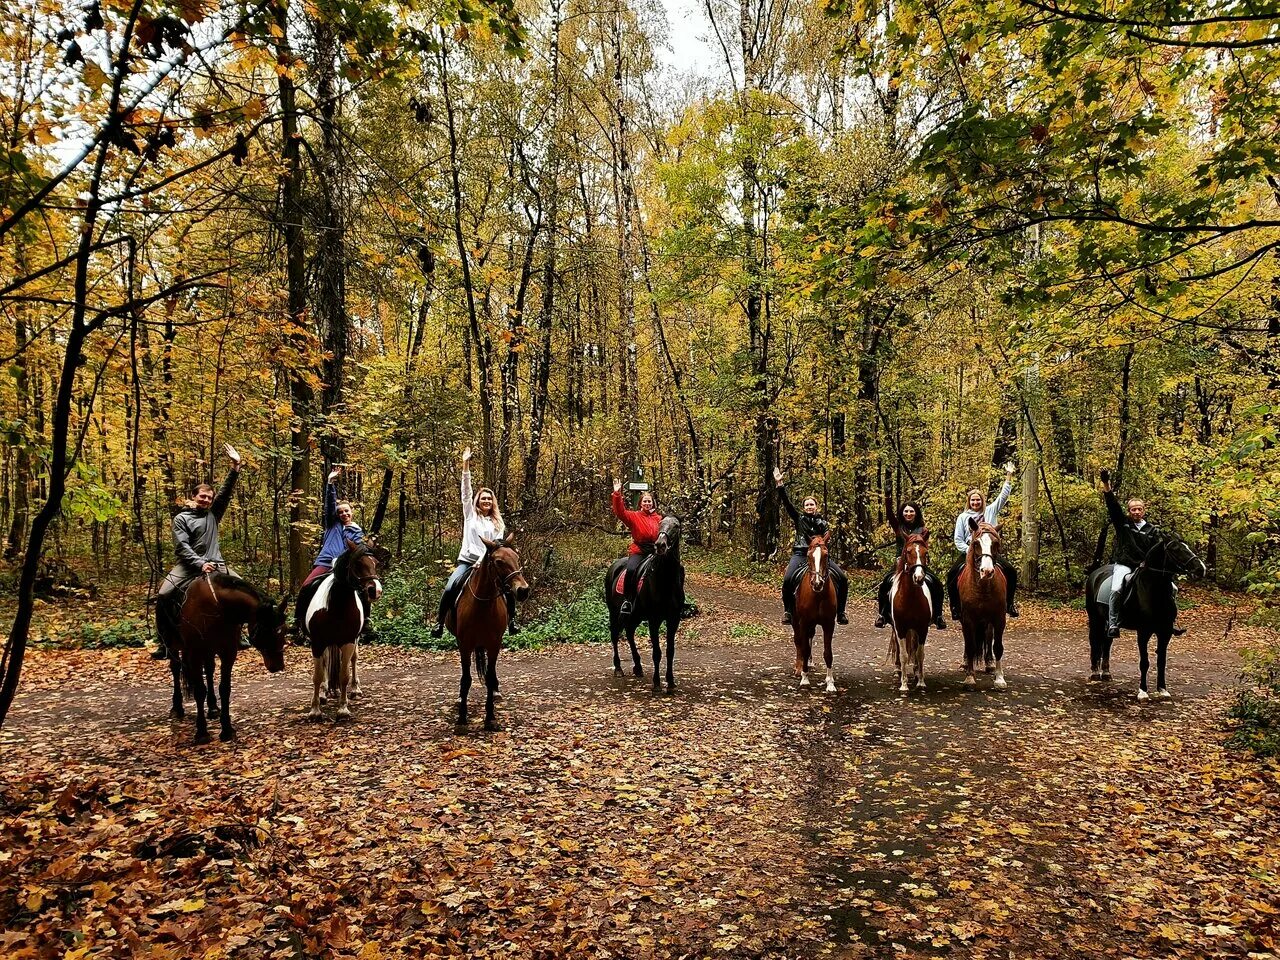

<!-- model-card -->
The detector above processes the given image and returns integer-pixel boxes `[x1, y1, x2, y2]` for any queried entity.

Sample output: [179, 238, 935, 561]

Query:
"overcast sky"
[654, 0, 722, 79]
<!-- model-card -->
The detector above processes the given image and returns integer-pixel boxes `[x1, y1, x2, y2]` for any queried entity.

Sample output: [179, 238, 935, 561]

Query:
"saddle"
[612, 554, 655, 595]
[783, 563, 805, 595]
[443, 566, 477, 614]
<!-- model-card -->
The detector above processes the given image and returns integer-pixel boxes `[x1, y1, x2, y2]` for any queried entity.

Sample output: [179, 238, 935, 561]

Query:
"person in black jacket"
[875, 495, 946, 631]
[1100, 469, 1184, 638]
[773, 468, 849, 626]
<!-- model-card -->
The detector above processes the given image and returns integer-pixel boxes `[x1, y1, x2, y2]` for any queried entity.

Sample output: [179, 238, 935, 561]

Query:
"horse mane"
[210, 573, 263, 602]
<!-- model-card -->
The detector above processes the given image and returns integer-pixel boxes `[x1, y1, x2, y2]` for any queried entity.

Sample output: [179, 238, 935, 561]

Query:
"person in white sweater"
[430, 447, 519, 637]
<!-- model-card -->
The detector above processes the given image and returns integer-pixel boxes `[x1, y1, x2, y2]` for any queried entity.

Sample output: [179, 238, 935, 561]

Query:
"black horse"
[1084, 532, 1205, 700]
[605, 515, 684, 693]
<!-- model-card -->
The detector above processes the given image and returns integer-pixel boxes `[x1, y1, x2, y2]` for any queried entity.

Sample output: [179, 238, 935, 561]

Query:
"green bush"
[1229, 641, 1280, 757]
[40, 619, 150, 650]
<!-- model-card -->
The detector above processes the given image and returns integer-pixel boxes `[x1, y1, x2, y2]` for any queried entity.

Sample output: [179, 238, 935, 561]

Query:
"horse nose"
[516, 584, 530, 601]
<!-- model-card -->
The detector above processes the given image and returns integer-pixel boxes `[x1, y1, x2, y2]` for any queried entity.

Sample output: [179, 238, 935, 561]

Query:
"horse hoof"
[666, 683, 676, 695]
[652, 680, 662, 693]
[613, 667, 622, 677]
[1137, 688, 1150, 701]
[633, 666, 644, 678]
[168, 707, 184, 720]
[336, 707, 352, 720]
[984, 664, 995, 674]
[1156, 688, 1171, 700]
[219, 728, 236, 743]
[799, 674, 810, 687]
[349, 687, 363, 699]
[483, 720, 500, 732]
[318, 694, 328, 705]
[1089, 672, 1100, 682]
[194, 732, 211, 745]
[963, 675, 976, 688]
[825, 680, 836, 693]
[307, 708, 323, 721]
[993, 676, 1008, 690]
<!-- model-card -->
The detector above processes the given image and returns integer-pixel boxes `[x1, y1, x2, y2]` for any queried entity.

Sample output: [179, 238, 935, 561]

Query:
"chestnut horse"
[447, 537, 530, 730]
[889, 531, 932, 694]
[793, 533, 838, 692]
[172, 574, 287, 745]
[957, 518, 1008, 689]
[299, 540, 384, 721]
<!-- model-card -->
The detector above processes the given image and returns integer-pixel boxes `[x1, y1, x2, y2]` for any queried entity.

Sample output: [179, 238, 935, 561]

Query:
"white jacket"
[458, 469, 502, 564]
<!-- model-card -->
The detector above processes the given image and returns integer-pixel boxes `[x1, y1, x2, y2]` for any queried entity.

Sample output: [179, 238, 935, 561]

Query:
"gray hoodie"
[172, 470, 238, 573]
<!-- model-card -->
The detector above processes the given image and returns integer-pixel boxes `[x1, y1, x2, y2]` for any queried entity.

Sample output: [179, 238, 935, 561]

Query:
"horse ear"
[344, 536, 359, 552]
[968, 516, 979, 532]
[481, 536, 497, 551]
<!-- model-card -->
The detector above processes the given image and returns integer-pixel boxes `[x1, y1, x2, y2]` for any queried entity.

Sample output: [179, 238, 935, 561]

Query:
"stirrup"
[429, 621, 445, 639]
[507, 620, 520, 636]
[873, 615, 887, 629]
[1007, 603, 1020, 618]
[1106, 625, 1120, 638]
[620, 600, 633, 616]
[1171, 624, 1187, 636]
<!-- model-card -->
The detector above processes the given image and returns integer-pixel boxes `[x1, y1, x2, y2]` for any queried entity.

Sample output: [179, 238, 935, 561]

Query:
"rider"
[773, 468, 849, 626]
[1100, 469, 1185, 638]
[875, 495, 946, 630]
[153, 443, 243, 659]
[947, 462, 1020, 620]
[295, 466, 368, 640]
[430, 447, 519, 638]
[611, 477, 661, 616]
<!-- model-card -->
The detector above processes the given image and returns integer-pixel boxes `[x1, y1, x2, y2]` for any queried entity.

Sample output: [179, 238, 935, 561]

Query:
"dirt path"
[2, 575, 1276, 959]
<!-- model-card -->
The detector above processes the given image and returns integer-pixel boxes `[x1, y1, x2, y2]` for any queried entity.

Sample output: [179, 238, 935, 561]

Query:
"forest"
[1, 0, 1278, 716]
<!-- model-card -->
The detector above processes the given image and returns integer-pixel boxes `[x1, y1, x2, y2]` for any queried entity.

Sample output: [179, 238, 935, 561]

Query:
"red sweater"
[612, 491, 660, 555]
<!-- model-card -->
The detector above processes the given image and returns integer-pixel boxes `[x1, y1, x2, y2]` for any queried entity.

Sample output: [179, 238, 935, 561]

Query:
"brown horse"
[300, 540, 384, 721]
[792, 533, 838, 692]
[889, 531, 933, 694]
[957, 518, 1008, 689]
[172, 574, 287, 745]
[447, 537, 530, 730]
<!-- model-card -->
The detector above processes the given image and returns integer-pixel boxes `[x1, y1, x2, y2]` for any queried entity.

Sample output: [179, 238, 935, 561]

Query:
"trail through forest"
[2, 575, 1276, 959]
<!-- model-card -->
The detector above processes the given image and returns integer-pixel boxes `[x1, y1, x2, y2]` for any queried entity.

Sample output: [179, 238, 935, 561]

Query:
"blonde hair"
[966, 488, 984, 503]
[474, 487, 505, 535]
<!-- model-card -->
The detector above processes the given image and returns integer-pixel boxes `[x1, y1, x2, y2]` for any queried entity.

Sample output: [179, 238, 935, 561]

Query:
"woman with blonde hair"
[431, 447, 519, 637]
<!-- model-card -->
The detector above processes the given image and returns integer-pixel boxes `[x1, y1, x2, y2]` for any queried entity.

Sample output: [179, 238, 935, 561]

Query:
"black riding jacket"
[778, 486, 830, 551]
[1105, 491, 1162, 569]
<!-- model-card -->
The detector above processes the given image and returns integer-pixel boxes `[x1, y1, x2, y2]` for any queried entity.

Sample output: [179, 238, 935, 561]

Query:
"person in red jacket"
[611, 478, 661, 616]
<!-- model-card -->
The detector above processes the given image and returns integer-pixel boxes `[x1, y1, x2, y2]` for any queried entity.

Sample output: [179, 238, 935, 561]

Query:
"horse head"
[969, 520, 1002, 579]
[482, 536, 530, 601]
[339, 538, 384, 605]
[806, 533, 830, 590]
[1146, 531, 1206, 580]
[903, 530, 930, 585]
[249, 596, 288, 673]
[655, 515, 682, 557]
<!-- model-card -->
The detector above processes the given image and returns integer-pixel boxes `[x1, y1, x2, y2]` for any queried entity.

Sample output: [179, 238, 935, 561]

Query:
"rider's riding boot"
[1007, 601, 1020, 618]
[836, 610, 849, 625]
[429, 620, 445, 639]
[782, 610, 792, 625]
[933, 614, 947, 630]
[505, 595, 520, 636]
[150, 642, 169, 661]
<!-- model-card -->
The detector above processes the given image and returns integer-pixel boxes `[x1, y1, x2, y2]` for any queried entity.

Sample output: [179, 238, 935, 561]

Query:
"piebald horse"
[793, 533, 838, 692]
[957, 518, 1008, 689]
[888, 531, 932, 694]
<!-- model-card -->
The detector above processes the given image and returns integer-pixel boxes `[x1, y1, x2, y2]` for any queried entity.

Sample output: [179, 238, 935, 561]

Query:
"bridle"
[809, 539, 828, 589]
[1132, 535, 1201, 580]
[467, 548, 525, 602]
[903, 538, 927, 584]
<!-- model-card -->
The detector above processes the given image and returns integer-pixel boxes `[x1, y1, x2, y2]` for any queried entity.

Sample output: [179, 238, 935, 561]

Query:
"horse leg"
[915, 630, 926, 693]
[336, 642, 356, 719]
[204, 655, 217, 719]
[218, 653, 235, 742]
[191, 658, 210, 745]
[823, 623, 835, 693]
[650, 619, 662, 693]
[1136, 632, 1151, 701]
[458, 648, 472, 724]
[992, 623, 1007, 690]
[349, 642, 362, 698]
[483, 649, 499, 731]
[897, 631, 910, 694]
[169, 651, 184, 719]
[962, 622, 977, 687]
[627, 625, 643, 677]
[609, 606, 623, 676]
[1156, 634, 1171, 699]
[797, 627, 811, 687]
[984, 627, 994, 673]
[793, 627, 805, 681]
[1087, 607, 1101, 680]
[308, 654, 325, 720]
[665, 620, 677, 693]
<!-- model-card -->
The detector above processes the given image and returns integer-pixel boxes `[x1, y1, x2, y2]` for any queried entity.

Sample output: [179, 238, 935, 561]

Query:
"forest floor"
[1, 574, 1278, 959]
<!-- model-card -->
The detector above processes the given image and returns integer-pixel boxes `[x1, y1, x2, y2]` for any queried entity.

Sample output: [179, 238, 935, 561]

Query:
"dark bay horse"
[448, 537, 530, 730]
[173, 574, 287, 745]
[605, 516, 684, 693]
[792, 533, 837, 692]
[1085, 532, 1204, 699]
[889, 531, 932, 694]
[299, 540, 384, 721]
[958, 518, 1008, 689]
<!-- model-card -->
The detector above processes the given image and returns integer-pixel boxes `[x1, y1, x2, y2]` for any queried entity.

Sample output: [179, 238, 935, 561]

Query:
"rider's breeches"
[1107, 564, 1132, 629]
[437, 562, 473, 622]
[782, 551, 848, 614]
[947, 557, 1017, 616]
[621, 553, 646, 598]
[879, 569, 943, 620]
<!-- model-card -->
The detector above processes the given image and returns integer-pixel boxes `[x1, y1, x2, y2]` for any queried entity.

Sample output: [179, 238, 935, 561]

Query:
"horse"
[171, 573, 287, 745]
[1084, 532, 1204, 700]
[298, 539, 384, 721]
[791, 533, 838, 692]
[888, 531, 932, 694]
[957, 518, 1008, 689]
[447, 536, 530, 730]
[605, 515, 685, 693]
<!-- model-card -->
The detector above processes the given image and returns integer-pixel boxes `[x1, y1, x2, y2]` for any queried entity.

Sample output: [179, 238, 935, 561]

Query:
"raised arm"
[323, 471, 339, 527]
[986, 462, 1016, 522]
[1100, 469, 1126, 528]
[885, 488, 901, 537]
[211, 443, 242, 521]
[460, 447, 475, 520]
[611, 488, 634, 525]
[777, 484, 800, 524]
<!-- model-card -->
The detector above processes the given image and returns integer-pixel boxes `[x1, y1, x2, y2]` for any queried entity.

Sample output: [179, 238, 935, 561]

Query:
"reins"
[466, 553, 524, 604]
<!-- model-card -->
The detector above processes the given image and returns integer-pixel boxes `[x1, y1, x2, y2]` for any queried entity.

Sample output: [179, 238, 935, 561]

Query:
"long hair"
[474, 487, 505, 536]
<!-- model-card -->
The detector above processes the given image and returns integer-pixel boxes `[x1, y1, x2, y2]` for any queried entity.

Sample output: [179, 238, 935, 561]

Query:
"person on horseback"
[430, 447, 520, 638]
[773, 468, 849, 626]
[611, 477, 661, 617]
[876, 495, 946, 631]
[1100, 469, 1185, 639]
[153, 443, 243, 659]
[947, 462, 1019, 620]
[293, 467, 368, 642]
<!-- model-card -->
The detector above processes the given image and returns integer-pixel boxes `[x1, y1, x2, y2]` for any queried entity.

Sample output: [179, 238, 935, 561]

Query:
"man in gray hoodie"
[153, 444, 243, 659]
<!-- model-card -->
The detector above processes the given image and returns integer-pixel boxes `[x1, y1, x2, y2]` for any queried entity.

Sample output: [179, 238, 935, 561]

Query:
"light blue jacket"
[953, 480, 1013, 553]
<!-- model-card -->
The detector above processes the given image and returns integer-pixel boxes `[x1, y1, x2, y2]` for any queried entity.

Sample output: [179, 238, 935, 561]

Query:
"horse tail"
[326, 646, 341, 692]
[179, 647, 197, 700]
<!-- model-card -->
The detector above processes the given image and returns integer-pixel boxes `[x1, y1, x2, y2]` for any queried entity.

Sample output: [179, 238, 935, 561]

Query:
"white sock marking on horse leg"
[993, 658, 1007, 690]
[825, 667, 835, 693]
[1137, 687, 1150, 701]
[1156, 688, 1171, 700]
[309, 655, 324, 718]
[799, 671, 810, 687]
